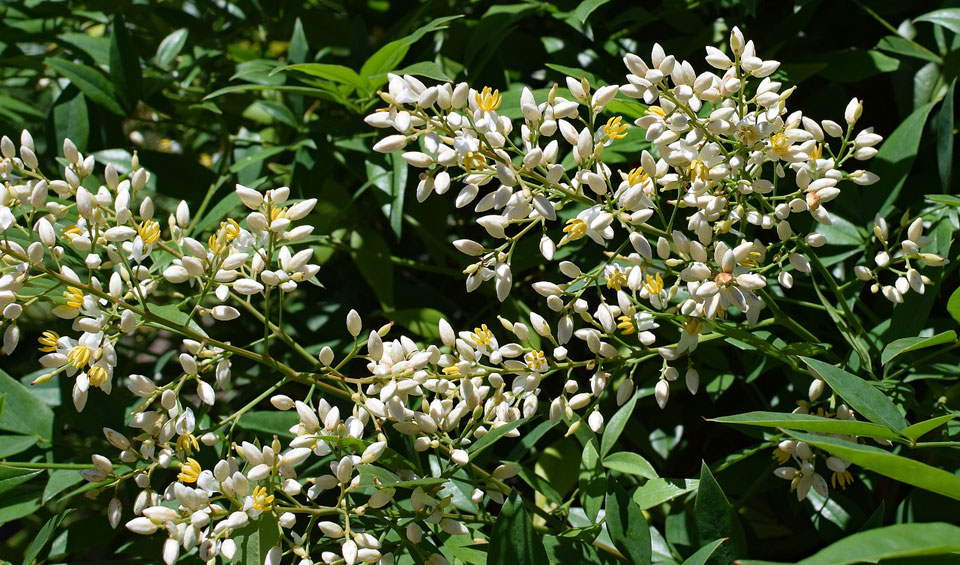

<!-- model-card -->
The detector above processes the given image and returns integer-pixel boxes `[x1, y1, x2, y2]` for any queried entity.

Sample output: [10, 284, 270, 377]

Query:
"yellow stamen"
[562, 218, 587, 243]
[524, 350, 547, 371]
[442, 365, 460, 376]
[642, 273, 664, 295]
[626, 167, 648, 187]
[63, 286, 85, 309]
[603, 116, 628, 140]
[462, 151, 488, 172]
[474, 87, 502, 112]
[617, 315, 636, 335]
[687, 159, 709, 182]
[137, 220, 160, 245]
[646, 106, 666, 117]
[88, 365, 108, 387]
[605, 269, 627, 290]
[67, 345, 91, 368]
[471, 324, 493, 347]
[809, 143, 823, 160]
[831, 469, 854, 489]
[772, 447, 791, 464]
[38, 330, 60, 352]
[682, 317, 705, 335]
[177, 458, 202, 483]
[252, 485, 275, 511]
[176, 433, 200, 457]
[770, 132, 791, 156]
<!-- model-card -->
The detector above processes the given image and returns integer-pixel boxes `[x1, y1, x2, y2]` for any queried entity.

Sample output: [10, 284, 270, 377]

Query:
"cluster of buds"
[856, 213, 947, 303]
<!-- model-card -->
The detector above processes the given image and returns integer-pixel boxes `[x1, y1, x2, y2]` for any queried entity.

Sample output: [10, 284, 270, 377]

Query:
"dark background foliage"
[1, 0, 959, 563]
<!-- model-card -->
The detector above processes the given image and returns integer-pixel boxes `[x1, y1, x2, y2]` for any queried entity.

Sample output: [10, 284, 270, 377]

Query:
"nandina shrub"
[2, 6, 960, 565]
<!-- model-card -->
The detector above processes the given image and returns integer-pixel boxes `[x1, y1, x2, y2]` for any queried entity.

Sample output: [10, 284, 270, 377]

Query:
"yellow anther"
[462, 151, 488, 172]
[617, 315, 636, 335]
[67, 345, 91, 368]
[177, 433, 200, 457]
[687, 159, 709, 182]
[177, 457, 202, 484]
[831, 469, 854, 489]
[770, 132, 791, 156]
[603, 116, 628, 140]
[38, 330, 60, 352]
[137, 220, 160, 245]
[605, 269, 627, 291]
[63, 286, 85, 309]
[642, 273, 664, 295]
[442, 365, 460, 376]
[252, 485, 275, 511]
[626, 167, 648, 187]
[524, 350, 547, 371]
[682, 317, 705, 334]
[88, 365, 108, 387]
[475, 87, 502, 112]
[562, 218, 587, 243]
[646, 106, 666, 117]
[809, 143, 823, 160]
[471, 324, 494, 347]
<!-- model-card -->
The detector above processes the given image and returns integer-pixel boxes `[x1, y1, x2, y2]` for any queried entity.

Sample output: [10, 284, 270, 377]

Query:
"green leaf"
[0, 367, 54, 441]
[600, 391, 637, 456]
[148, 304, 207, 337]
[683, 539, 727, 565]
[237, 411, 298, 438]
[388, 152, 407, 238]
[397, 61, 453, 82]
[109, 12, 141, 111]
[711, 411, 902, 441]
[796, 522, 960, 564]
[281, 63, 370, 93]
[948, 287, 960, 325]
[801, 357, 908, 433]
[488, 492, 549, 565]
[938, 79, 955, 192]
[695, 463, 746, 564]
[578, 440, 606, 522]
[355, 464, 444, 489]
[361, 15, 462, 88]
[50, 88, 89, 151]
[876, 35, 942, 64]
[928, 194, 960, 206]
[42, 469, 84, 504]
[288, 18, 308, 65]
[916, 8, 960, 35]
[0, 435, 37, 458]
[633, 478, 698, 510]
[21, 509, 71, 565]
[604, 480, 650, 564]
[788, 431, 960, 501]
[156, 28, 189, 69]
[868, 101, 937, 216]
[901, 415, 957, 441]
[468, 418, 528, 456]
[234, 513, 280, 565]
[575, 0, 612, 23]
[0, 467, 42, 496]
[881, 331, 957, 365]
[601, 452, 658, 479]
[44, 58, 125, 116]
[389, 307, 445, 339]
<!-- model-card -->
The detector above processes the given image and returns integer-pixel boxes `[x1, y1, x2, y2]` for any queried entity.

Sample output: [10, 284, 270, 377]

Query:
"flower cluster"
[0, 26, 941, 564]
